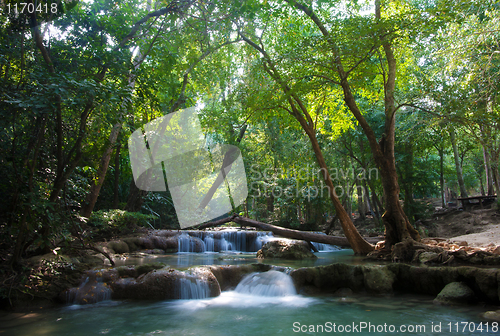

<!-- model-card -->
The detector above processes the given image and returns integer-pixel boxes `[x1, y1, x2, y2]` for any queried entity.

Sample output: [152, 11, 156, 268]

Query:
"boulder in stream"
[433, 282, 477, 305]
[257, 240, 317, 260]
[111, 266, 220, 300]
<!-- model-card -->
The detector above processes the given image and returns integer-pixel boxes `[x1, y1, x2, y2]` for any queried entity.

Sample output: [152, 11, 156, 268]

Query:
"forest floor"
[427, 206, 500, 248]
[333, 198, 500, 250]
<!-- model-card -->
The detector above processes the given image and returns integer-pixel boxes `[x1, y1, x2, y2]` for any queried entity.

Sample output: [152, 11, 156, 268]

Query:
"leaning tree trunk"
[288, 0, 419, 250]
[239, 33, 374, 255]
[79, 9, 151, 219]
[197, 215, 382, 248]
[80, 122, 123, 218]
[438, 147, 445, 208]
[307, 132, 374, 254]
[356, 179, 366, 220]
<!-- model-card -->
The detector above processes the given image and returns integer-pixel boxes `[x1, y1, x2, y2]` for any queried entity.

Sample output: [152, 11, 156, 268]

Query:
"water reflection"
[113, 249, 366, 269]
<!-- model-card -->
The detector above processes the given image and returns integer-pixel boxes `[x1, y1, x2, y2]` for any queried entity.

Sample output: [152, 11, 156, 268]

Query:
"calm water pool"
[2, 293, 496, 335]
[113, 249, 367, 269]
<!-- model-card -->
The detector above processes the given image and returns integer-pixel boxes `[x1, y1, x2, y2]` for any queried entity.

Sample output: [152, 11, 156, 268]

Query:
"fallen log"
[196, 215, 382, 248]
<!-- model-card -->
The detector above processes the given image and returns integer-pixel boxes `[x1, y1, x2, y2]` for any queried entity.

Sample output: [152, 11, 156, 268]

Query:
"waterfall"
[251, 232, 274, 251]
[311, 242, 341, 252]
[178, 233, 205, 253]
[66, 271, 112, 304]
[176, 230, 339, 253]
[219, 237, 231, 251]
[218, 231, 246, 252]
[204, 234, 215, 252]
[235, 271, 297, 297]
[310, 232, 341, 252]
[178, 277, 210, 299]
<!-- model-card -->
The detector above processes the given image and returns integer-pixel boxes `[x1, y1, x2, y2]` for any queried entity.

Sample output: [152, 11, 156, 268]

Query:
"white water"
[174, 270, 314, 311]
[66, 271, 112, 305]
[235, 270, 297, 297]
[178, 277, 211, 300]
[178, 233, 205, 253]
[179, 230, 283, 253]
[177, 230, 339, 253]
[203, 234, 215, 252]
[173, 290, 316, 311]
[312, 241, 341, 252]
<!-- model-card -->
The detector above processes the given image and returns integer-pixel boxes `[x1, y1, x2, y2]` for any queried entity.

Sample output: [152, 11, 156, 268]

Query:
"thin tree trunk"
[125, 180, 147, 212]
[479, 174, 486, 196]
[80, 123, 124, 218]
[483, 143, 494, 195]
[439, 148, 445, 207]
[450, 128, 468, 198]
[113, 144, 121, 208]
[79, 0, 153, 218]
[357, 179, 366, 220]
[490, 151, 500, 196]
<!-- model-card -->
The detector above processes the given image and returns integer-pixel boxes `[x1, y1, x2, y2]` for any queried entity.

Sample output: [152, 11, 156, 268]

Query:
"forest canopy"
[1, 0, 499, 263]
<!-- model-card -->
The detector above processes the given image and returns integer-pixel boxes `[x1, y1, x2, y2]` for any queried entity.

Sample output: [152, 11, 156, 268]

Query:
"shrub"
[88, 210, 157, 238]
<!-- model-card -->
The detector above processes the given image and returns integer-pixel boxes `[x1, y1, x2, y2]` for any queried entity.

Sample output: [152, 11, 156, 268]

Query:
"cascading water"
[178, 277, 211, 299]
[219, 230, 246, 251]
[219, 237, 231, 251]
[250, 232, 274, 251]
[178, 233, 205, 253]
[203, 234, 215, 252]
[235, 271, 297, 297]
[176, 230, 340, 253]
[310, 232, 341, 252]
[311, 241, 341, 252]
[66, 271, 112, 304]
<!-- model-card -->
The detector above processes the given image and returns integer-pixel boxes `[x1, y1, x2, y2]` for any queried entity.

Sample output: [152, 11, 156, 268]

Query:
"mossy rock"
[107, 241, 129, 254]
[434, 282, 477, 305]
[116, 263, 166, 278]
[111, 267, 220, 300]
[257, 240, 317, 260]
[136, 263, 166, 276]
[362, 266, 396, 294]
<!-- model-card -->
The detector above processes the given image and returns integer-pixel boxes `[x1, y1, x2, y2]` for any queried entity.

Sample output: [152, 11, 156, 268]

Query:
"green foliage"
[1, 0, 499, 265]
[88, 210, 157, 237]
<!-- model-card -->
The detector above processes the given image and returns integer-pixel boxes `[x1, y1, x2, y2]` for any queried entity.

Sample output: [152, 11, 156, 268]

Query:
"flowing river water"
[1, 230, 498, 336]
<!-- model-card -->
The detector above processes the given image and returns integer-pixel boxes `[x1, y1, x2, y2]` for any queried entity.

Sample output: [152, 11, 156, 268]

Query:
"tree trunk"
[307, 132, 374, 254]
[450, 128, 468, 198]
[239, 33, 374, 254]
[80, 124, 123, 218]
[479, 174, 486, 196]
[266, 193, 274, 217]
[437, 147, 445, 207]
[125, 180, 147, 212]
[399, 140, 416, 221]
[366, 179, 383, 218]
[489, 151, 500, 196]
[79, 15, 150, 218]
[113, 144, 121, 209]
[287, 0, 419, 249]
[197, 215, 382, 248]
[483, 144, 494, 195]
[356, 179, 366, 220]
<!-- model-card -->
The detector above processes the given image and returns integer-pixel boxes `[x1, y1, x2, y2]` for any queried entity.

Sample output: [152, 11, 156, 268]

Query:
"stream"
[1, 230, 497, 335]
